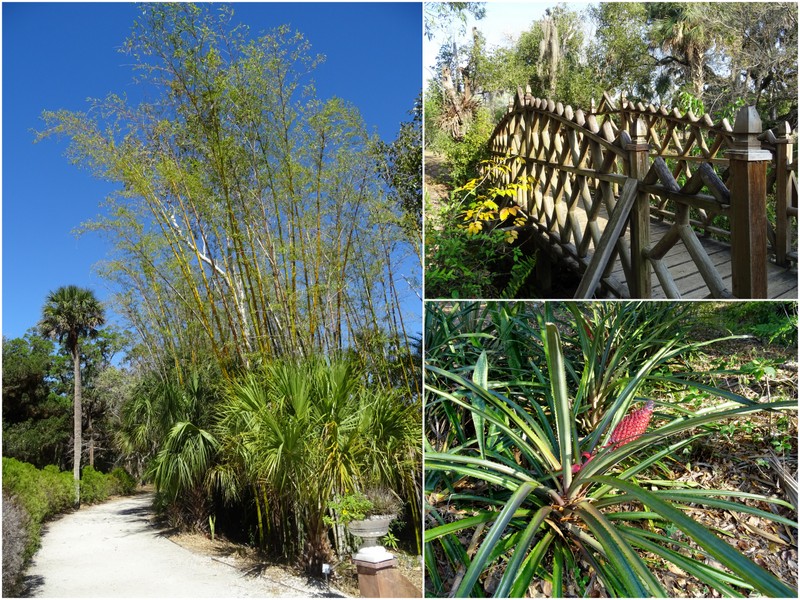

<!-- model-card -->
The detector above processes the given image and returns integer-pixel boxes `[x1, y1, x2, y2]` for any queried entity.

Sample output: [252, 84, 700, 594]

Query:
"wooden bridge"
[486, 88, 798, 299]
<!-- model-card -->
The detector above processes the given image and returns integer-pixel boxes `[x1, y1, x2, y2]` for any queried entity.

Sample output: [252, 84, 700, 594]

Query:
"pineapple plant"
[425, 303, 797, 597]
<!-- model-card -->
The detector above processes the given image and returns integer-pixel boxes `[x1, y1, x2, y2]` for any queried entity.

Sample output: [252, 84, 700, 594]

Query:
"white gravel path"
[23, 493, 343, 598]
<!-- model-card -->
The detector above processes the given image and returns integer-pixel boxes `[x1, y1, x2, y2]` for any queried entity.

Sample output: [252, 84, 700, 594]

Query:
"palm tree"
[39, 285, 105, 506]
[649, 3, 715, 98]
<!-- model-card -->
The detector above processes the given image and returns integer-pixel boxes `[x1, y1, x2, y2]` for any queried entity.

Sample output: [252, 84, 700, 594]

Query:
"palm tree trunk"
[72, 346, 82, 508]
[88, 421, 95, 468]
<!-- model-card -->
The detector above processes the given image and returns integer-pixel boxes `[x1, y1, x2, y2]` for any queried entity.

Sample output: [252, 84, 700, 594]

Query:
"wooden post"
[627, 117, 651, 298]
[726, 106, 772, 298]
[774, 122, 793, 267]
[353, 547, 420, 597]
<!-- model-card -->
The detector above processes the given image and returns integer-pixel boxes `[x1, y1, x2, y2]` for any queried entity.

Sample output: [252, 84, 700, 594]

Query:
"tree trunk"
[689, 47, 705, 98]
[87, 418, 95, 468]
[72, 345, 82, 508]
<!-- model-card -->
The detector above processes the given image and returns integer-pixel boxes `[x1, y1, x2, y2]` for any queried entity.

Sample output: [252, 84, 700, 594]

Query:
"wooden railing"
[487, 87, 798, 298]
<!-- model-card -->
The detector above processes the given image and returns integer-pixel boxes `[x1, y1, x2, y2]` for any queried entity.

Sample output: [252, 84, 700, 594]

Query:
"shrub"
[2, 458, 73, 563]
[80, 465, 111, 504]
[426, 224, 506, 298]
[425, 158, 537, 299]
[717, 301, 798, 346]
[2, 458, 136, 591]
[2, 490, 30, 597]
[2, 458, 73, 528]
[109, 466, 137, 496]
[434, 106, 494, 186]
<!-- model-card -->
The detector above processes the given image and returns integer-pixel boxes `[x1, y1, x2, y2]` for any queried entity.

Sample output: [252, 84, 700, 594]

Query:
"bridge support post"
[627, 117, 651, 298]
[726, 106, 771, 298]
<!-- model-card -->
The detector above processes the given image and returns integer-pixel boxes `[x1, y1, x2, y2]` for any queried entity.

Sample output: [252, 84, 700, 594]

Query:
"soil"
[424, 150, 451, 207]
[170, 531, 424, 599]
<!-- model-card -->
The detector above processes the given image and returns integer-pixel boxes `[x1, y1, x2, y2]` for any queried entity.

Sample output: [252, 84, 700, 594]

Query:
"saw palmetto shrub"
[424, 301, 797, 597]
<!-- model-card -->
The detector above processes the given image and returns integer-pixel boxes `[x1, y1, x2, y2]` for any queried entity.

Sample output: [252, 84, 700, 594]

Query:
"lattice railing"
[486, 86, 798, 299]
[595, 92, 798, 266]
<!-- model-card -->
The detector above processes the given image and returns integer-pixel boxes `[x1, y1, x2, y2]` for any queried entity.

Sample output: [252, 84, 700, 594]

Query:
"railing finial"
[729, 106, 771, 160]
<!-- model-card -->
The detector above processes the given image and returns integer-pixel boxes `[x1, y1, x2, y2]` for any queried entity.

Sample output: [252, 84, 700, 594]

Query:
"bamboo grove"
[35, 4, 422, 569]
[40, 5, 419, 380]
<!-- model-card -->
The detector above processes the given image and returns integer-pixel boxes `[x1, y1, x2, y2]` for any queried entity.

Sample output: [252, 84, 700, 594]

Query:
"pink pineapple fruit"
[608, 399, 655, 449]
[572, 400, 655, 473]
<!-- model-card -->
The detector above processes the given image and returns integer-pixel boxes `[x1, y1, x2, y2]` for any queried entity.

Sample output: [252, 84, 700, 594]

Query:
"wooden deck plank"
[547, 215, 797, 299]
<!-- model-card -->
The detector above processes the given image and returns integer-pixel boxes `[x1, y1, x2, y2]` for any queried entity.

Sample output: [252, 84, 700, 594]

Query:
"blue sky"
[2, 2, 422, 341]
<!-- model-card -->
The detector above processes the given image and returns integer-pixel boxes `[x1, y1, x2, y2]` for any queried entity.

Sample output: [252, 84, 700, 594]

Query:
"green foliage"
[142, 370, 221, 530]
[2, 416, 71, 470]
[2, 458, 74, 559]
[40, 4, 419, 379]
[109, 467, 137, 496]
[39, 286, 105, 356]
[208, 514, 216, 542]
[588, 2, 653, 102]
[374, 94, 422, 240]
[426, 158, 537, 299]
[426, 224, 507, 299]
[700, 301, 798, 348]
[430, 106, 494, 187]
[325, 492, 374, 526]
[211, 357, 420, 570]
[39, 284, 106, 505]
[424, 302, 796, 597]
[428, 1, 796, 140]
[677, 90, 706, 116]
[79, 465, 111, 504]
[382, 530, 400, 550]
[2, 333, 57, 417]
[501, 255, 537, 300]
[131, 357, 421, 569]
[564, 302, 696, 432]
[2, 332, 73, 470]
[709, 302, 798, 346]
[423, 87, 444, 150]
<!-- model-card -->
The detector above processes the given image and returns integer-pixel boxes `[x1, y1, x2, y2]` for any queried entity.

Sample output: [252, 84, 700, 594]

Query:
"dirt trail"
[424, 150, 451, 206]
[23, 493, 344, 598]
